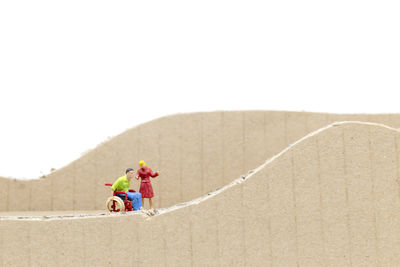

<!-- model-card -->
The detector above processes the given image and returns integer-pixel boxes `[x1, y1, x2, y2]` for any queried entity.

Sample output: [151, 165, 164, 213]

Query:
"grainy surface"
[1, 121, 400, 266]
[2, 111, 400, 212]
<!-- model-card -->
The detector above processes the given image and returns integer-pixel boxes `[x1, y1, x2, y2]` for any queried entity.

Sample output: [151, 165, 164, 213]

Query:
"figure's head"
[125, 168, 135, 179]
[139, 160, 147, 169]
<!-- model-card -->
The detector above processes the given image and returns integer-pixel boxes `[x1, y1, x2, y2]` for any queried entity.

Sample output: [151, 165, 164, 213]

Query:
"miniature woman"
[136, 160, 160, 210]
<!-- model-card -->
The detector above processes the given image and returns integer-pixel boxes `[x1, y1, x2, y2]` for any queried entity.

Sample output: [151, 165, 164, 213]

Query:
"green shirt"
[111, 175, 130, 192]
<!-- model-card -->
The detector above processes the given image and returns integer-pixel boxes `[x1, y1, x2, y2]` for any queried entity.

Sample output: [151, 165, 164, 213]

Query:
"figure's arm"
[149, 168, 159, 178]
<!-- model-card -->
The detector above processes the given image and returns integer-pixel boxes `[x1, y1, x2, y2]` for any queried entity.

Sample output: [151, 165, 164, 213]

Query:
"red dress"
[137, 167, 158, 198]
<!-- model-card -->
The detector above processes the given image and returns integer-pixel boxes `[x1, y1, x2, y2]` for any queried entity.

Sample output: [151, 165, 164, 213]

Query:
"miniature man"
[135, 160, 160, 210]
[111, 168, 142, 210]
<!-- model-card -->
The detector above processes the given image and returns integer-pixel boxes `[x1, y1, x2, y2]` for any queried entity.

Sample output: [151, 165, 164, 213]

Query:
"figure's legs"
[126, 192, 134, 201]
[126, 192, 142, 210]
[149, 198, 154, 210]
[142, 198, 145, 209]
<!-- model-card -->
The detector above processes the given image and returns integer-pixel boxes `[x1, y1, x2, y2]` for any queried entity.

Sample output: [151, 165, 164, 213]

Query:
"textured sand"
[2, 112, 400, 266]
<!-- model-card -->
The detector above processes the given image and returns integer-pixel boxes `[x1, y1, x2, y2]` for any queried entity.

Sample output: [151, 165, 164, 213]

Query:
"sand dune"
[1, 120, 400, 266]
[1, 111, 400, 212]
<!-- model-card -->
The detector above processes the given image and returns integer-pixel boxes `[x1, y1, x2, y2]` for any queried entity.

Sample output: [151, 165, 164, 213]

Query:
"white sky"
[0, 0, 399, 179]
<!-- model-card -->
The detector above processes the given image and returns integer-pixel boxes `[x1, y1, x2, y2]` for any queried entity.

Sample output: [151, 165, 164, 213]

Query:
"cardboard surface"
[3, 111, 400, 211]
[2, 113, 400, 266]
[0, 179, 9, 211]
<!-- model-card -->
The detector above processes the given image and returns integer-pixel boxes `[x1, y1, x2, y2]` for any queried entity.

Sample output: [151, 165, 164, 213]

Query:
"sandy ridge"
[1, 120, 396, 221]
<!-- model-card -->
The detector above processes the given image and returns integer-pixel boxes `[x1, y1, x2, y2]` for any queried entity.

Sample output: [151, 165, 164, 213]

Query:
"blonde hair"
[139, 160, 147, 167]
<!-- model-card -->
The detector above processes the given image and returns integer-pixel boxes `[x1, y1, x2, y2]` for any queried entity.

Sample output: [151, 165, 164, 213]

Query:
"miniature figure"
[110, 168, 142, 210]
[136, 160, 160, 210]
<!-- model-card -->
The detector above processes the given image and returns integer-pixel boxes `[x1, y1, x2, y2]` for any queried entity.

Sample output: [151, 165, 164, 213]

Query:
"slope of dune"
[1, 111, 400, 212]
[1, 121, 400, 266]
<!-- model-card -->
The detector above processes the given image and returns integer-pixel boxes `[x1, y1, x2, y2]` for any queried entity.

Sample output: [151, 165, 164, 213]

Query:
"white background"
[0, 0, 399, 179]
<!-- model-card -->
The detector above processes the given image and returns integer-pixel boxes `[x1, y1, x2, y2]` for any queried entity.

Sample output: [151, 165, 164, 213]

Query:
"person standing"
[136, 160, 159, 210]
